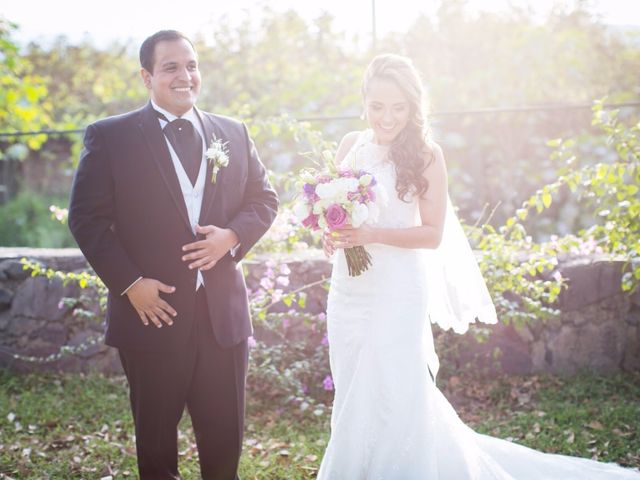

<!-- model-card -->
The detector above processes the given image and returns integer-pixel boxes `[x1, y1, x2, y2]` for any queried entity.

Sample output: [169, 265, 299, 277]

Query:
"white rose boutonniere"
[205, 136, 230, 183]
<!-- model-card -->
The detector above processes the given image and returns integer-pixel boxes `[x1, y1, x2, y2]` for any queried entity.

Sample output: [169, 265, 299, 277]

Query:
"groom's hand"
[181, 224, 239, 271]
[126, 278, 177, 328]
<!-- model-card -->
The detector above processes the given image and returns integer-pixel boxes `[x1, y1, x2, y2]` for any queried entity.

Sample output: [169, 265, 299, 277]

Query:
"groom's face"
[141, 38, 201, 116]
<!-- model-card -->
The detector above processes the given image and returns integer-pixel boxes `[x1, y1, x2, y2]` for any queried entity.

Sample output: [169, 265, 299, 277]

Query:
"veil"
[423, 196, 498, 334]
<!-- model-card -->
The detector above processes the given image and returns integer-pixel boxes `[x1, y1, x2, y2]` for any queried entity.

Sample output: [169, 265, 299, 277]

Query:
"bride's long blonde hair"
[362, 54, 433, 201]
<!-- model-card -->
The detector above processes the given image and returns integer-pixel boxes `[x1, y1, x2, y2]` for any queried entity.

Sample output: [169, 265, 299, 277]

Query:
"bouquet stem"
[344, 246, 372, 276]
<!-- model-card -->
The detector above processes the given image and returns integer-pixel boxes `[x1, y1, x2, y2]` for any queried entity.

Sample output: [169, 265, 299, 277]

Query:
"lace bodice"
[341, 129, 420, 230]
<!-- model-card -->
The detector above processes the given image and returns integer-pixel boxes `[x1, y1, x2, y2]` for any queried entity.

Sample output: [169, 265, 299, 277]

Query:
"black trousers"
[118, 289, 248, 480]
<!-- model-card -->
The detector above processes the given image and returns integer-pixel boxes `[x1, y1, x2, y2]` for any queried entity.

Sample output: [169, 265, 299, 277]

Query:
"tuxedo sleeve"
[225, 123, 279, 261]
[68, 123, 142, 294]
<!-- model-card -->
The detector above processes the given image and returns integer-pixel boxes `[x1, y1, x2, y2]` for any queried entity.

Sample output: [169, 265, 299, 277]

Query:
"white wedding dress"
[317, 130, 640, 479]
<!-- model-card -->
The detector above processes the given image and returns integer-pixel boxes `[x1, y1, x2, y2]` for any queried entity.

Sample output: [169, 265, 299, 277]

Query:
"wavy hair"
[362, 54, 433, 201]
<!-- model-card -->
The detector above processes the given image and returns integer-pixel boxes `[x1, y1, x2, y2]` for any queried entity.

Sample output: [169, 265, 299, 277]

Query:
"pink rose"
[302, 213, 320, 230]
[325, 204, 348, 230]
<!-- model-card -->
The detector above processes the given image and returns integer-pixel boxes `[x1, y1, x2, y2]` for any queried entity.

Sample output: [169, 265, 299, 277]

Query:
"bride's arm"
[334, 142, 448, 250]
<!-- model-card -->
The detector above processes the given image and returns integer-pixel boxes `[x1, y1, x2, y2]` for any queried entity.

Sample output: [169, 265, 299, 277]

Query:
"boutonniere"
[205, 135, 230, 183]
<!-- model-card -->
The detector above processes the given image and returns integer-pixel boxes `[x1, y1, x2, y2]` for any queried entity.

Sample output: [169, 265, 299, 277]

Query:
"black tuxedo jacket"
[68, 102, 278, 350]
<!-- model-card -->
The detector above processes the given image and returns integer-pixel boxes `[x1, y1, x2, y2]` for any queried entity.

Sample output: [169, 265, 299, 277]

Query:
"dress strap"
[340, 130, 375, 169]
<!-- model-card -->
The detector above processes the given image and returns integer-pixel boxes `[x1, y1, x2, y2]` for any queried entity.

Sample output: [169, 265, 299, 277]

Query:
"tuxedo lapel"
[196, 108, 227, 223]
[137, 102, 194, 234]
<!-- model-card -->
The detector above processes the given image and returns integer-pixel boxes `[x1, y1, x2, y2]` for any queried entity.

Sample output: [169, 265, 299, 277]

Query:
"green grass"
[1, 370, 638, 479]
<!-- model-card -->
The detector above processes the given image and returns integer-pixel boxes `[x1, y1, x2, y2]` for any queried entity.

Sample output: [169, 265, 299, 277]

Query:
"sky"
[3, 0, 640, 48]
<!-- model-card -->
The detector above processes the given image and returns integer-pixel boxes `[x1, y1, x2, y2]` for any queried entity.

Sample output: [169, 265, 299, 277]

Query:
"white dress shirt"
[153, 101, 208, 291]
[122, 101, 207, 294]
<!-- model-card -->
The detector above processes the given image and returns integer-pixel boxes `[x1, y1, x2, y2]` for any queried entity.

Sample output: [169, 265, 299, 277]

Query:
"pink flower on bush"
[322, 375, 334, 391]
[280, 264, 291, 275]
[260, 277, 274, 290]
[325, 204, 348, 230]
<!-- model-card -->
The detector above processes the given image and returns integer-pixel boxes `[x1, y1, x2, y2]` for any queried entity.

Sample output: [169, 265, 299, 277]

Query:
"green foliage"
[195, 9, 363, 119]
[24, 37, 145, 126]
[0, 19, 51, 151]
[472, 372, 640, 467]
[0, 190, 75, 247]
[1, 370, 638, 477]
[503, 101, 640, 292]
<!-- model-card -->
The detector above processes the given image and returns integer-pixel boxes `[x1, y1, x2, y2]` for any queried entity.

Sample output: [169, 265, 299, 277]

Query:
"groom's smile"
[141, 37, 201, 117]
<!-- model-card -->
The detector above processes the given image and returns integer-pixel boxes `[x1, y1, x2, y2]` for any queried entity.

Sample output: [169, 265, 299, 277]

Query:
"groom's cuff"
[121, 276, 143, 296]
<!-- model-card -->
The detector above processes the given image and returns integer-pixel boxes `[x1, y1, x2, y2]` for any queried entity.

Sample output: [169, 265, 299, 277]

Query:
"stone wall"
[0, 247, 638, 376]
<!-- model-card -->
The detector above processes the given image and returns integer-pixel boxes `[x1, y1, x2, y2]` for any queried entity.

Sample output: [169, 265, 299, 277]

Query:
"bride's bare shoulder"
[423, 140, 447, 184]
[335, 131, 362, 164]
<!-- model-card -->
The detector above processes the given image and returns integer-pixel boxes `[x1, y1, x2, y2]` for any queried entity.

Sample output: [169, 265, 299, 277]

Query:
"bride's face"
[364, 78, 411, 145]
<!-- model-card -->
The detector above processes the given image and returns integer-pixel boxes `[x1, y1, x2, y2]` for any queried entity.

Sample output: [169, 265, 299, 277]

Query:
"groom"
[68, 30, 278, 479]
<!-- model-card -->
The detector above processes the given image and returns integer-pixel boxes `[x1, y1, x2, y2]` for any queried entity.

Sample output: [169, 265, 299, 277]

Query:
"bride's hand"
[322, 230, 337, 258]
[333, 224, 376, 248]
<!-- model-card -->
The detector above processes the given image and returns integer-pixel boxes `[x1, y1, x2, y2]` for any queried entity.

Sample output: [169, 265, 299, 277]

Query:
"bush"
[0, 190, 75, 247]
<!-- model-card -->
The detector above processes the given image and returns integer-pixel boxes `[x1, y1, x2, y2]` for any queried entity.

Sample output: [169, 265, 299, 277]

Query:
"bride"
[317, 54, 639, 479]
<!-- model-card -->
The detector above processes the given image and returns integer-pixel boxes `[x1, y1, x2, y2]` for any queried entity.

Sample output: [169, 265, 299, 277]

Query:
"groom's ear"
[140, 68, 152, 90]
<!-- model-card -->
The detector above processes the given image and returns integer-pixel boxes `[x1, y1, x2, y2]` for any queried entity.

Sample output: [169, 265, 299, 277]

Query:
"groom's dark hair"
[140, 30, 195, 74]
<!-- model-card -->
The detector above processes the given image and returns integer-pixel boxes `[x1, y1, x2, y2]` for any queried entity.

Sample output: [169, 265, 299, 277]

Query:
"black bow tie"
[155, 110, 203, 186]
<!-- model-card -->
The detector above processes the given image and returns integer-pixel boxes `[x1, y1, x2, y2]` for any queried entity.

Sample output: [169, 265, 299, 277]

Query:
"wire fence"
[1, 101, 639, 139]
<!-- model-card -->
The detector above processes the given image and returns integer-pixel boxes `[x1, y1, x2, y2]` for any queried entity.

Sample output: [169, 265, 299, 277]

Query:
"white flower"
[359, 174, 373, 187]
[205, 136, 230, 183]
[351, 202, 369, 227]
[293, 202, 311, 221]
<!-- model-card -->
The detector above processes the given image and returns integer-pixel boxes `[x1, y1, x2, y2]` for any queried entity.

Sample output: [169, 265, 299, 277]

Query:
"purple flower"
[276, 276, 290, 287]
[282, 317, 291, 329]
[303, 183, 316, 194]
[321, 333, 329, 346]
[247, 336, 257, 348]
[325, 204, 348, 230]
[318, 313, 326, 321]
[322, 375, 334, 391]
[57, 300, 64, 310]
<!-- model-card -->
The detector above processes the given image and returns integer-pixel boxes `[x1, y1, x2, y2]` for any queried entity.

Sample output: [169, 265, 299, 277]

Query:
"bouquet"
[294, 151, 385, 276]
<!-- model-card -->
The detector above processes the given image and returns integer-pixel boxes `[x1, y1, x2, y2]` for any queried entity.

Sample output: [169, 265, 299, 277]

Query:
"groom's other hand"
[181, 224, 239, 271]
[126, 279, 177, 328]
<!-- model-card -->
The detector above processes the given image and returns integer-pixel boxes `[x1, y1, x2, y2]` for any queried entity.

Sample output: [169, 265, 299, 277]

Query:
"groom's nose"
[177, 67, 193, 81]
